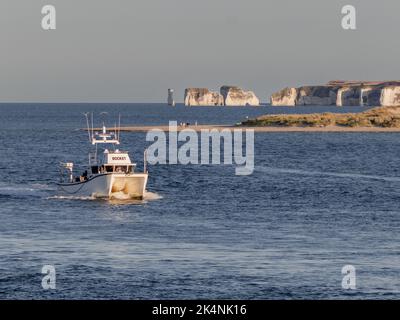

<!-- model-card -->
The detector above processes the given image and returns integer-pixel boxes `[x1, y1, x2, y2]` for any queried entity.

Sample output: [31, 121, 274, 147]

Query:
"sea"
[0, 103, 399, 299]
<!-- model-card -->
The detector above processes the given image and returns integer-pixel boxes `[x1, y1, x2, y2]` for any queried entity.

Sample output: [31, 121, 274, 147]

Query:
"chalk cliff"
[360, 87, 382, 106]
[296, 86, 339, 106]
[381, 86, 400, 106]
[220, 86, 260, 106]
[184, 88, 224, 106]
[270, 81, 400, 107]
[337, 87, 361, 106]
[270, 86, 339, 106]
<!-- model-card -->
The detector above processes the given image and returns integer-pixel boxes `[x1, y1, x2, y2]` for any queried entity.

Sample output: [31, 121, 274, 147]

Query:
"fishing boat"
[57, 114, 148, 199]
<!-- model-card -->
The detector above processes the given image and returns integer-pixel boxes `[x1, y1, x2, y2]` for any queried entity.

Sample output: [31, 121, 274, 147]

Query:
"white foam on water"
[143, 191, 163, 200]
[47, 191, 162, 203]
[109, 191, 163, 201]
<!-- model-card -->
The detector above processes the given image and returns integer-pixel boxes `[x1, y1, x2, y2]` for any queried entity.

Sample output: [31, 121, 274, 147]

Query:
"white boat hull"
[57, 173, 148, 199]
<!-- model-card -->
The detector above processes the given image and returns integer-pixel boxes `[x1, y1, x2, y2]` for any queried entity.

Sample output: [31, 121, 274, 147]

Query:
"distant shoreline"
[113, 125, 400, 133]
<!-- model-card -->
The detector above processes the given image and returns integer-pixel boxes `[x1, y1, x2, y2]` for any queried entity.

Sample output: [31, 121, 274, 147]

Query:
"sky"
[0, 0, 399, 103]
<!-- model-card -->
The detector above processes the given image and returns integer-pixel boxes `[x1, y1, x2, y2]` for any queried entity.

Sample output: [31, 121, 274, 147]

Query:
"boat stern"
[109, 173, 148, 199]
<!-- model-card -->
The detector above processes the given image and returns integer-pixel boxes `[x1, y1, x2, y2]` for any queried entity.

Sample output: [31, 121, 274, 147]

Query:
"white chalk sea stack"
[220, 86, 260, 106]
[184, 86, 260, 106]
[184, 88, 224, 106]
[270, 87, 297, 106]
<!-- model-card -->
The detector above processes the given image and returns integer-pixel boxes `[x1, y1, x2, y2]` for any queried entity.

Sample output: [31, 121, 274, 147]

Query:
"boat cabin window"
[114, 165, 133, 173]
[96, 165, 133, 173]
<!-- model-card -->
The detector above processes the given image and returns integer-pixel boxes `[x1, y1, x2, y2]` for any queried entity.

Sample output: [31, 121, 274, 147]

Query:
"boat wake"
[109, 191, 163, 201]
[255, 166, 400, 182]
[47, 191, 162, 203]
[143, 191, 163, 200]
[109, 191, 133, 200]
[47, 195, 96, 201]
[0, 182, 56, 198]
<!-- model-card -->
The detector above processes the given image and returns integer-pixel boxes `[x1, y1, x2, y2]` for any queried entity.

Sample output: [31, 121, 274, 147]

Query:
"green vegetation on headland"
[241, 107, 400, 128]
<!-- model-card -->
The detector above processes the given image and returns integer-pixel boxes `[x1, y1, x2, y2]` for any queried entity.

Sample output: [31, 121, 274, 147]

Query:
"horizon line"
[0, 101, 268, 105]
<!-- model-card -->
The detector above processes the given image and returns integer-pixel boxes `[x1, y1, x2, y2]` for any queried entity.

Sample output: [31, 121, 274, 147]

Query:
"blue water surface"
[0, 103, 399, 299]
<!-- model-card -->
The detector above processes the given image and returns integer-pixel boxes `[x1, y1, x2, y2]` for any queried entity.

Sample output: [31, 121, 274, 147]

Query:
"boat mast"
[84, 112, 92, 142]
[118, 113, 121, 142]
[91, 112, 94, 142]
